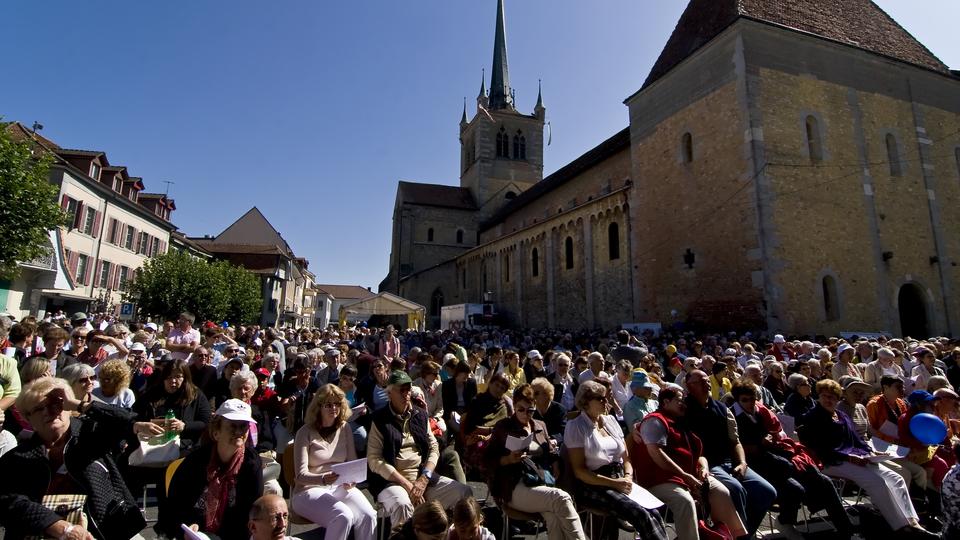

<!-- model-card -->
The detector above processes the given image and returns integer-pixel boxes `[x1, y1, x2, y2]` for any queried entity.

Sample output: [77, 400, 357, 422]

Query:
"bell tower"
[459, 0, 545, 221]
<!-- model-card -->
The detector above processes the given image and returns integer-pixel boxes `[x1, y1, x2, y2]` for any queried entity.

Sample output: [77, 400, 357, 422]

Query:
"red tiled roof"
[398, 181, 476, 210]
[187, 240, 288, 256]
[643, 0, 950, 89]
[315, 284, 376, 300]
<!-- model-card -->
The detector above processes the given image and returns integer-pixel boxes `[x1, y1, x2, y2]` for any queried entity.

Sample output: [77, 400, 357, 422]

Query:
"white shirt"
[611, 375, 631, 410]
[564, 413, 625, 471]
[166, 327, 201, 360]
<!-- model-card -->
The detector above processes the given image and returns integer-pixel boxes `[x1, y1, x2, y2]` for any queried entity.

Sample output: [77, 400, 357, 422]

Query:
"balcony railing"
[20, 249, 57, 271]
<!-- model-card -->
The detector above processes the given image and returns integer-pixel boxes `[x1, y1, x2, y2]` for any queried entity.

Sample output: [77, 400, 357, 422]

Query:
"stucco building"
[382, 0, 960, 337]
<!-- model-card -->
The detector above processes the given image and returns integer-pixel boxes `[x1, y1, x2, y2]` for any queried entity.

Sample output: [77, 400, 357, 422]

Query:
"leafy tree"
[0, 124, 66, 279]
[128, 251, 261, 324]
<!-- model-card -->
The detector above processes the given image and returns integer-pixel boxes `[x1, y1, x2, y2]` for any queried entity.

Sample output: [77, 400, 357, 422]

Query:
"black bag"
[519, 456, 545, 487]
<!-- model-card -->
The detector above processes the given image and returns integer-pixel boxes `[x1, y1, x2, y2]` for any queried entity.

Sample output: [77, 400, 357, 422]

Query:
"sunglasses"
[515, 406, 531, 414]
[322, 402, 342, 410]
[78, 376, 97, 384]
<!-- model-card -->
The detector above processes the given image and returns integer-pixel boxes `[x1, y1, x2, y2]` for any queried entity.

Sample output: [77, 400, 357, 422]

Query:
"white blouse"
[564, 413, 625, 471]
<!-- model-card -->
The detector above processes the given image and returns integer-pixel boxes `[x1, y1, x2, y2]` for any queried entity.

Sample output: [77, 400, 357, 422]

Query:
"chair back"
[280, 444, 313, 525]
[164, 458, 184, 496]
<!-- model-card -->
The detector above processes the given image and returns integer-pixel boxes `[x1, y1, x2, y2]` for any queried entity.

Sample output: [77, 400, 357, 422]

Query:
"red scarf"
[204, 445, 244, 533]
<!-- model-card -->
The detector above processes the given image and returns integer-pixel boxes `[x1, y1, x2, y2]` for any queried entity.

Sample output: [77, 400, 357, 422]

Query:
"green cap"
[388, 370, 413, 386]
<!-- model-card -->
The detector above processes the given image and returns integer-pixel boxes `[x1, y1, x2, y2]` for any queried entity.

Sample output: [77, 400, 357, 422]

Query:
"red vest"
[633, 411, 703, 488]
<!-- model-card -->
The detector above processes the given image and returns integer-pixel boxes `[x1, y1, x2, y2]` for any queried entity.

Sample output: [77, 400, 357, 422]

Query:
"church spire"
[460, 97, 469, 129]
[488, 0, 513, 110]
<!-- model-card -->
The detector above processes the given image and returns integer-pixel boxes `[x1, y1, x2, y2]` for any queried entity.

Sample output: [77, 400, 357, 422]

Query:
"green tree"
[0, 124, 66, 279]
[128, 251, 261, 324]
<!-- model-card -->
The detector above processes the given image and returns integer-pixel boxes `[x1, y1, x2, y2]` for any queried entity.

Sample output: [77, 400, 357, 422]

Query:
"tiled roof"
[187, 239, 288, 256]
[642, 0, 950, 89]
[315, 284, 376, 300]
[398, 181, 477, 210]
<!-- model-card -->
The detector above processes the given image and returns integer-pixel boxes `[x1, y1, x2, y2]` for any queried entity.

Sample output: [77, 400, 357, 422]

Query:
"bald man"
[683, 369, 776, 537]
[248, 494, 301, 540]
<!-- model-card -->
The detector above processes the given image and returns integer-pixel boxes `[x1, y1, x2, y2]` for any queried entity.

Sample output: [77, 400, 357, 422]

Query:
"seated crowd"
[0, 311, 959, 540]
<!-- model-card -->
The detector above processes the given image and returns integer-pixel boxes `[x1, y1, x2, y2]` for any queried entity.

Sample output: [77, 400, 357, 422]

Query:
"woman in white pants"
[291, 384, 376, 540]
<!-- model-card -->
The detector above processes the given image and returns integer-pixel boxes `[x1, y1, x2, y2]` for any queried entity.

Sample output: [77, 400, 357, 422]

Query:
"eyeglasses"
[588, 395, 608, 403]
[515, 406, 531, 414]
[255, 512, 289, 524]
[72, 335, 87, 341]
[78, 376, 97, 384]
[322, 402, 342, 410]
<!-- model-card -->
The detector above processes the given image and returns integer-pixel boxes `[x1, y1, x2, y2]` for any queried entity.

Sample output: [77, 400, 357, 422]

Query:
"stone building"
[383, 0, 960, 337]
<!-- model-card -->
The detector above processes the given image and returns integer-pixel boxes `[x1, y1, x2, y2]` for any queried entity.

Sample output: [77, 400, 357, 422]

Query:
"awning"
[338, 292, 426, 331]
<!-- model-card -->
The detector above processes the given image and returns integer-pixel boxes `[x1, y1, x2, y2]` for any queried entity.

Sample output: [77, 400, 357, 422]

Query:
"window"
[822, 275, 839, 321]
[608, 222, 620, 260]
[98, 261, 111, 289]
[124, 226, 135, 250]
[513, 130, 526, 160]
[430, 289, 444, 317]
[82, 208, 96, 235]
[531, 248, 540, 277]
[456, 229, 464, 244]
[681, 132, 693, 163]
[805, 115, 823, 163]
[89, 163, 101, 181]
[138, 232, 149, 255]
[113, 177, 122, 193]
[75, 254, 88, 283]
[427, 228, 434, 242]
[128, 189, 137, 202]
[496, 126, 509, 157]
[64, 198, 79, 228]
[564, 236, 574, 270]
[886, 133, 902, 177]
[503, 254, 510, 283]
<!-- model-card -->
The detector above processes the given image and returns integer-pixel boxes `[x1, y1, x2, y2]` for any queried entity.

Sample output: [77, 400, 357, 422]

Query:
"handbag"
[128, 434, 180, 467]
[519, 456, 546, 487]
[25, 494, 88, 540]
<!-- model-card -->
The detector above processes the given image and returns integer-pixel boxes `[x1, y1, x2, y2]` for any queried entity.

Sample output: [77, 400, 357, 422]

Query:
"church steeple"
[488, 0, 513, 110]
[477, 69, 488, 108]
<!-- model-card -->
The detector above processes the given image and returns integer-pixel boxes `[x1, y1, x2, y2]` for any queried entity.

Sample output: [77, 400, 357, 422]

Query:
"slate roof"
[398, 181, 477, 210]
[315, 284, 376, 300]
[642, 0, 950, 89]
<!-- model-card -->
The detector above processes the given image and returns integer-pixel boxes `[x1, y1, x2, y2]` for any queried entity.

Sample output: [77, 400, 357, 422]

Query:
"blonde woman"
[291, 384, 376, 540]
[60, 363, 96, 411]
[92, 359, 135, 409]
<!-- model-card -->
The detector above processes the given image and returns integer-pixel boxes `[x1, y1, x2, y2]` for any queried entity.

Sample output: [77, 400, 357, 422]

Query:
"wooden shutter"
[91, 210, 102, 238]
[107, 264, 117, 289]
[131, 229, 140, 252]
[93, 260, 103, 287]
[60, 195, 69, 210]
[83, 258, 93, 286]
[73, 201, 85, 229]
[67, 251, 78, 276]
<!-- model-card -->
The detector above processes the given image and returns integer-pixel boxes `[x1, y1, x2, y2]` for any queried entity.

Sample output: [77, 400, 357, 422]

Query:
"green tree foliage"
[128, 251, 262, 324]
[0, 125, 66, 279]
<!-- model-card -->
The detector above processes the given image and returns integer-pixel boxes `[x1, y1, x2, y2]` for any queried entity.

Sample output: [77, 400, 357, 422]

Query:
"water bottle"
[164, 410, 176, 442]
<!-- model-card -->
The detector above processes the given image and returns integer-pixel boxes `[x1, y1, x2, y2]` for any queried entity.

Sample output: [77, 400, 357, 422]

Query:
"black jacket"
[133, 386, 211, 452]
[0, 402, 145, 540]
[157, 443, 263, 540]
[441, 377, 477, 424]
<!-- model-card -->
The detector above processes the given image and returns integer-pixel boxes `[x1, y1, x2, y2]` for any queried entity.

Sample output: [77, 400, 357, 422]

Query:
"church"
[380, 0, 960, 338]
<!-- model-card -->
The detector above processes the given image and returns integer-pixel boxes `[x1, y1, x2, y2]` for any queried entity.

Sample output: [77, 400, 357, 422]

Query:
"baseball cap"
[527, 349, 543, 360]
[388, 370, 413, 386]
[907, 390, 940, 406]
[130, 342, 147, 353]
[144, 322, 159, 332]
[255, 368, 271, 378]
[215, 399, 253, 422]
[630, 370, 657, 391]
[836, 343, 855, 356]
[774, 334, 786, 344]
[71, 312, 88, 322]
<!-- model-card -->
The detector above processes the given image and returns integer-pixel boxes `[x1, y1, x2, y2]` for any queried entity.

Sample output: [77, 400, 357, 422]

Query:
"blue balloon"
[909, 412, 947, 445]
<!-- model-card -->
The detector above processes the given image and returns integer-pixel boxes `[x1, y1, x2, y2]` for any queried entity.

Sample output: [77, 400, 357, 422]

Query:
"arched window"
[681, 132, 693, 163]
[456, 229, 464, 244]
[503, 254, 510, 283]
[427, 228, 434, 242]
[886, 133, 902, 177]
[822, 275, 839, 321]
[531, 248, 539, 277]
[564, 236, 574, 269]
[608, 222, 620, 260]
[513, 130, 526, 160]
[496, 126, 509, 157]
[430, 289, 444, 317]
[805, 115, 823, 163]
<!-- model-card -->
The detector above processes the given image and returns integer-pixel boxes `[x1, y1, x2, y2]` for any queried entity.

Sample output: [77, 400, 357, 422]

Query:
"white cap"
[837, 343, 855, 356]
[215, 399, 253, 422]
[773, 334, 786, 344]
[144, 322, 159, 332]
[527, 349, 543, 360]
[130, 342, 147, 352]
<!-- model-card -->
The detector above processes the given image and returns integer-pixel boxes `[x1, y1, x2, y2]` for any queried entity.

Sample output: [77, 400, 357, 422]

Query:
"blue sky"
[2, 1, 958, 289]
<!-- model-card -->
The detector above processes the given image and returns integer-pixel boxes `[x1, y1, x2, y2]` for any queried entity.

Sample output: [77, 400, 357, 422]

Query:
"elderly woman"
[634, 385, 746, 540]
[230, 370, 280, 496]
[531, 376, 567, 442]
[837, 377, 872, 438]
[832, 343, 862, 381]
[486, 384, 585, 539]
[564, 380, 667, 539]
[762, 362, 788, 404]
[91, 359, 135, 409]
[783, 373, 815, 419]
[159, 399, 263, 539]
[0, 377, 145, 539]
[731, 381, 851, 538]
[798, 379, 935, 539]
[211, 356, 245, 408]
[133, 359, 211, 452]
[911, 348, 946, 392]
[291, 384, 376, 540]
[60, 363, 96, 410]
[462, 373, 511, 472]
[864, 347, 905, 392]
[414, 360, 446, 434]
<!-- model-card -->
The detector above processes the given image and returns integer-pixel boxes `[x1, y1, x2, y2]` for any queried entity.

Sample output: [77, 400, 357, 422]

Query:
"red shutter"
[105, 264, 115, 289]
[91, 210, 102, 238]
[93, 260, 102, 287]
[60, 195, 69, 210]
[73, 202, 85, 229]
[131, 229, 140, 252]
[68, 252, 78, 276]
[160, 240, 167, 254]
[110, 219, 118, 244]
[83, 259, 93, 286]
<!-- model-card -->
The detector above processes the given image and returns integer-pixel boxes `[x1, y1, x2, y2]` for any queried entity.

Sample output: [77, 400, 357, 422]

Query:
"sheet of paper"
[869, 439, 909, 458]
[777, 414, 796, 438]
[628, 483, 664, 509]
[349, 404, 366, 421]
[866, 453, 897, 463]
[181, 524, 212, 540]
[330, 458, 368, 485]
[879, 421, 899, 439]
[506, 433, 535, 452]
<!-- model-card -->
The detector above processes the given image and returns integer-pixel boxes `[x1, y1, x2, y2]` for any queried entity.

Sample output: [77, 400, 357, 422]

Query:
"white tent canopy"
[338, 292, 426, 330]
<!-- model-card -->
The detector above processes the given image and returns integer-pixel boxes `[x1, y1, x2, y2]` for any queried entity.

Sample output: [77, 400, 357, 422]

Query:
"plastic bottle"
[164, 410, 176, 442]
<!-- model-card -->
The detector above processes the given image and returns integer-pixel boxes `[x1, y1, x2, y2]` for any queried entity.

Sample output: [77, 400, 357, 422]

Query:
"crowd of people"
[0, 309, 959, 540]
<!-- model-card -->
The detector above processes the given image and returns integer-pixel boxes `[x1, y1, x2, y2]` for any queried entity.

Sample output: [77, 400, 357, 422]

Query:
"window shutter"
[94, 260, 102, 287]
[107, 265, 117, 289]
[84, 259, 93, 286]
[73, 201, 85, 229]
[68, 251, 78, 276]
[91, 211, 102, 238]
[160, 240, 167, 254]
[60, 195, 69, 210]
[132, 229, 140, 252]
